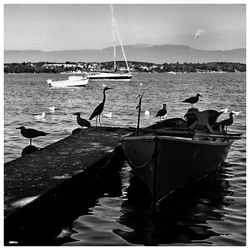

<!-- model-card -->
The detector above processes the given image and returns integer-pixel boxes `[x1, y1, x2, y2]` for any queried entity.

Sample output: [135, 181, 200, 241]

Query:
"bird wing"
[89, 103, 104, 120]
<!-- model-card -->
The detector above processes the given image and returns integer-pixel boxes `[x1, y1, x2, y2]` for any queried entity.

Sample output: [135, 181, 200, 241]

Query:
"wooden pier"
[4, 127, 131, 217]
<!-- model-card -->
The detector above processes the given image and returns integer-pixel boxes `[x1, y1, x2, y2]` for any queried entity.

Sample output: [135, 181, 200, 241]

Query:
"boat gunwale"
[121, 135, 233, 146]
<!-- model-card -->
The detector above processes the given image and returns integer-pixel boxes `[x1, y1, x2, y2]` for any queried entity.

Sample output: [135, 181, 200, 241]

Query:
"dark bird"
[213, 112, 235, 131]
[73, 112, 91, 128]
[206, 109, 228, 126]
[89, 87, 112, 127]
[182, 94, 202, 107]
[16, 126, 49, 145]
[155, 104, 167, 121]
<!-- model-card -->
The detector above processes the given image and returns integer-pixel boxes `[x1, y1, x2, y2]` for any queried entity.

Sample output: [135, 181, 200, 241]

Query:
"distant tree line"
[4, 61, 246, 74]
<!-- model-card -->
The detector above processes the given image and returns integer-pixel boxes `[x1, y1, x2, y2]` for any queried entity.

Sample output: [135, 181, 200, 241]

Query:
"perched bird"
[156, 104, 167, 121]
[16, 126, 49, 145]
[89, 87, 112, 127]
[206, 109, 228, 125]
[34, 112, 46, 119]
[214, 112, 235, 131]
[73, 112, 91, 128]
[182, 94, 202, 107]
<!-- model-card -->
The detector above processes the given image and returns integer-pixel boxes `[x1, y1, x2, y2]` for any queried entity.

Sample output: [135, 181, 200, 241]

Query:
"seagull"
[16, 126, 49, 145]
[214, 112, 235, 131]
[103, 112, 113, 118]
[73, 112, 91, 128]
[49, 106, 56, 113]
[144, 110, 150, 116]
[182, 94, 202, 107]
[156, 104, 167, 121]
[34, 112, 46, 119]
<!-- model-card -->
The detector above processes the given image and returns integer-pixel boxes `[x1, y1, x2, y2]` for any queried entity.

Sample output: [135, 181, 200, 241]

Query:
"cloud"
[194, 29, 205, 40]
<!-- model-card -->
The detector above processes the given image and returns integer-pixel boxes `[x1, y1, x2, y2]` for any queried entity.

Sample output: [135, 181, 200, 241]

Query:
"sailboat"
[87, 5, 132, 82]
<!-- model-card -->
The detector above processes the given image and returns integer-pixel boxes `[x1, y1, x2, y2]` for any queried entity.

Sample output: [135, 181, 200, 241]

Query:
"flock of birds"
[16, 90, 239, 146]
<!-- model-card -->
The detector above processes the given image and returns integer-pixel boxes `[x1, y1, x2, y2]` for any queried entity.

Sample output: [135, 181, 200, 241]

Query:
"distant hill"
[4, 44, 246, 64]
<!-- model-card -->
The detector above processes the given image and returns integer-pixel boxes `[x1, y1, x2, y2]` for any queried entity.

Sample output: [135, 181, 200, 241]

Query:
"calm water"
[4, 72, 246, 245]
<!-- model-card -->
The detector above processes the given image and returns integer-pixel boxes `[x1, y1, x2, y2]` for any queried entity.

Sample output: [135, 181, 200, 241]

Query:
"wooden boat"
[121, 130, 240, 206]
[47, 76, 88, 88]
[121, 99, 242, 207]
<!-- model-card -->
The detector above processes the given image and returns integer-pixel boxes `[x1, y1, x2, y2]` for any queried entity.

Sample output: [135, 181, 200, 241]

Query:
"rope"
[122, 139, 157, 169]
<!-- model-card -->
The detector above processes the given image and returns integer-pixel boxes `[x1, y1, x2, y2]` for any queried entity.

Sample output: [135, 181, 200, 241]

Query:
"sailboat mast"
[111, 4, 116, 71]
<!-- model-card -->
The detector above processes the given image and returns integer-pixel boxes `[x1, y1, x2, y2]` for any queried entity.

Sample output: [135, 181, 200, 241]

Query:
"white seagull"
[34, 112, 46, 119]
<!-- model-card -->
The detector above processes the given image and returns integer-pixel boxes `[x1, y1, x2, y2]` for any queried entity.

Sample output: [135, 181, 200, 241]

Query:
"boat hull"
[122, 135, 232, 204]
[87, 72, 132, 81]
[47, 76, 89, 87]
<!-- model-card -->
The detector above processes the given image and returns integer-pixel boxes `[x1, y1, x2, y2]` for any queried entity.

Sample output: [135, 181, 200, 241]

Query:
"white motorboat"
[47, 76, 89, 88]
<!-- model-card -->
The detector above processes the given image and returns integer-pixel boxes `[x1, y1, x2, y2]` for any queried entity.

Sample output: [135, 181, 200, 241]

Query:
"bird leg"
[95, 117, 98, 128]
[30, 138, 32, 145]
[99, 115, 102, 127]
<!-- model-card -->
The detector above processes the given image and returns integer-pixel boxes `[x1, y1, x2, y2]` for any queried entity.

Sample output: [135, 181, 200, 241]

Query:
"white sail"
[87, 4, 132, 81]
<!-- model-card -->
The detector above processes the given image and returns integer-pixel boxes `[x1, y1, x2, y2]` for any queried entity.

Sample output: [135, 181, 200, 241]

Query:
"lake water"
[4, 72, 246, 245]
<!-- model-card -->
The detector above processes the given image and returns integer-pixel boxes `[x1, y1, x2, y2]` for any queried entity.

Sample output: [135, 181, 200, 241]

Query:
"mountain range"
[4, 44, 246, 64]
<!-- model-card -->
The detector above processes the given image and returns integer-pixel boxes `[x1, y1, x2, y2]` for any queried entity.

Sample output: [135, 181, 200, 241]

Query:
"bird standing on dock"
[182, 94, 202, 107]
[89, 87, 112, 127]
[156, 104, 167, 121]
[16, 126, 49, 145]
[74, 112, 91, 129]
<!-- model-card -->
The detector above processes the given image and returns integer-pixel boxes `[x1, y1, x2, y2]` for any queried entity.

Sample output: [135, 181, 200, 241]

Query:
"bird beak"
[106, 87, 112, 90]
[16, 127, 21, 129]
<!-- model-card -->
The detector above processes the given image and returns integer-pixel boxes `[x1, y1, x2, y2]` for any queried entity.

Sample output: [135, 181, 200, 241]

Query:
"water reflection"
[113, 165, 233, 245]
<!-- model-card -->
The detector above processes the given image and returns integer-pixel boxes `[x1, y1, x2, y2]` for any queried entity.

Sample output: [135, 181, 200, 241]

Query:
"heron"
[182, 94, 202, 107]
[73, 112, 91, 129]
[89, 87, 112, 127]
[16, 126, 49, 145]
[156, 104, 167, 121]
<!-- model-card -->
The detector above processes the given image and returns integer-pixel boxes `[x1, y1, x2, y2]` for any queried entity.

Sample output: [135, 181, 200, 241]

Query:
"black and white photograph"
[3, 0, 246, 246]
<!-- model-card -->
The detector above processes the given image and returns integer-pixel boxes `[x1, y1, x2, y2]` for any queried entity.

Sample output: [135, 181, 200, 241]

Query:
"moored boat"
[47, 76, 89, 88]
[121, 103, 242, 207]
[87, 5, 132, 82]
[121, 132, 236, 206]
[87, 71, 132, 81]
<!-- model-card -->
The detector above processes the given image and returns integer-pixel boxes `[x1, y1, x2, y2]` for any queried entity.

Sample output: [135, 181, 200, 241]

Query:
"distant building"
[42, 63, 83, 69]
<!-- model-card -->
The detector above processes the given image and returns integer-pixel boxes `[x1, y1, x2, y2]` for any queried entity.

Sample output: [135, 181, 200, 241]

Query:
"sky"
[4, 2, 246, 51]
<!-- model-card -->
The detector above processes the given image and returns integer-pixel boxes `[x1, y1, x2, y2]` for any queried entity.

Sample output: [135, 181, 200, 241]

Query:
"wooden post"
[136, 94, 143, 136]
